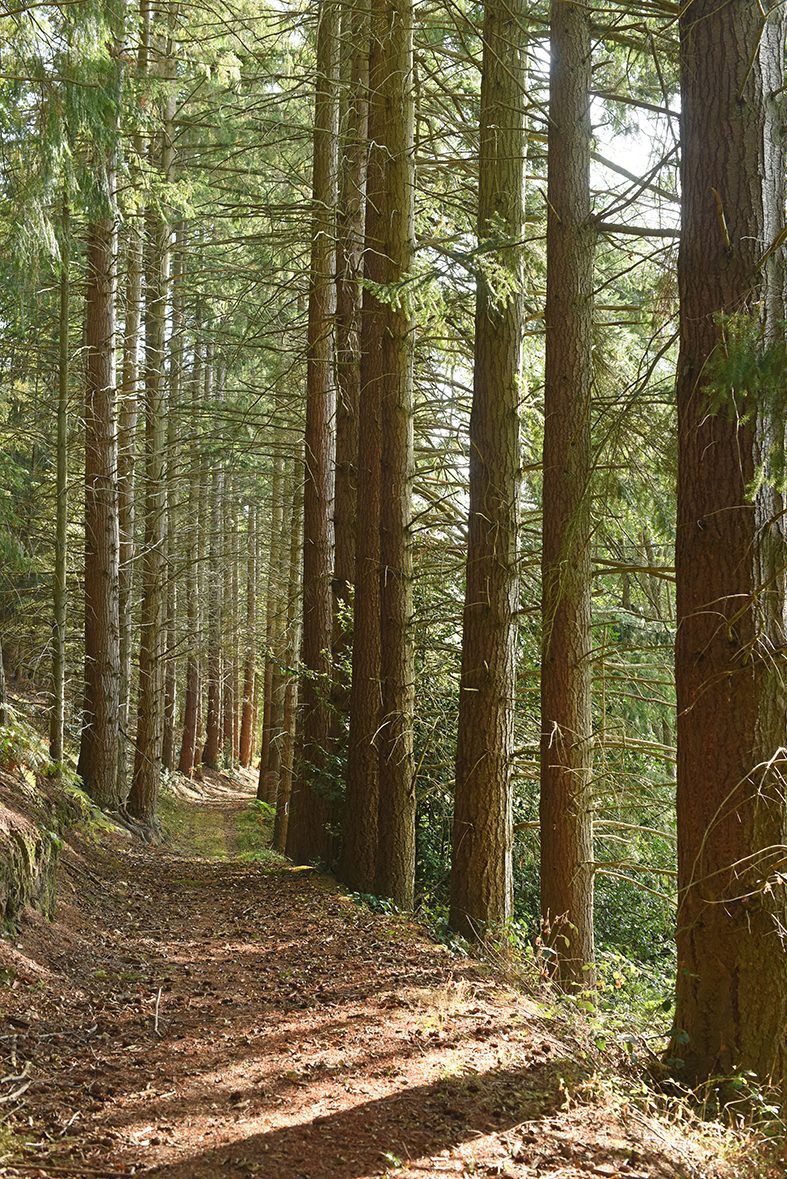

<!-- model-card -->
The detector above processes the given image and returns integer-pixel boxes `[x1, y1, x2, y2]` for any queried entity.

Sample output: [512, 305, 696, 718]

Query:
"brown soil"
[0, 776, 749, 1178]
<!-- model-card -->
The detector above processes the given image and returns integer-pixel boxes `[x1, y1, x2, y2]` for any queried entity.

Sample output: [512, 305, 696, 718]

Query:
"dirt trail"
[0, 780, 736, 1178]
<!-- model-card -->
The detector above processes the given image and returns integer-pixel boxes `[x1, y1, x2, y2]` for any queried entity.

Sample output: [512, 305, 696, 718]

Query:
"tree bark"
[449, 0, 526, 937]
[239, 504, 258, 767]
[50, 201, 70, 764]
[162, 233, 184, 774]
[117, 220, 143, 797]
[178, 337, 203, 778]
[374, 0, 416, 908]
[202, 357, 223, 772]
[331, 0, 368, 757]
[287, 0, 340, 865]
[129, 16, 175, 821]
[671, 0, 787, 1088]
[258, 452, 285, 799]
[77, 208, 122, 810]
[274, 479, 304, 854]
[539, 0, 596, 987]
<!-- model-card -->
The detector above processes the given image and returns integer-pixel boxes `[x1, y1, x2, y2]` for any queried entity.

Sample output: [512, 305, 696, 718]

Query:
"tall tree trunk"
[0, 636, 6, 727]
[539, 0, 595, 986]
[50, 202, 70, 764]
[274, 480, 304, 854]
[222, 488, 237, 768]
[128, 24, 175, 820]
[162, 233, 184, 773]
[449, 0, 525, 937]
[287, 0, 340, 864]
[263, 458, 297, 806]
[671, 0, 787, 1088]
[374, 0, 416, 908]
[178, 338, 203, 778]
[202, 351, 223, 771]
[77, 208, 122, 809]
[117, 220, 143, 797]
[331, 0, 368, 751]
[339, 0, 385, 894]
[258, 452, 285, 798]
[239, 504, 257, 767]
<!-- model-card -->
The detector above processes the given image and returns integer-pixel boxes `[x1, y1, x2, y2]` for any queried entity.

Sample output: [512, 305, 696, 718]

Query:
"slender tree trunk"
[374, 0, 416, 908]
[50, 202, 70, 763]
[258, 452, 285, 798]
[539, 0, 596, 986]
[0, 636, 6, 727]
[128, 28, 174, 819]
[449, 0, 526, 937]
[287, 0, 340, 864]
[671, 0, 787, 1088]
[202, 352, 223, 771]
[178, 338, 203, 777]
[222, 489, 237, 768]
[77, 208, 122, 809]
[239, 504, 257, 767]
[274, 481, 304, 854]
[162, 234, 184, 773]
[117, 220, 143, 797]
[264, 459, 297, 805]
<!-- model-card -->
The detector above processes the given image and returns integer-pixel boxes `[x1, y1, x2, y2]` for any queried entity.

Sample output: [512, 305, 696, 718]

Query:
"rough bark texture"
[264, 460, 297, 806]
[129, 23, 175, 822]
[77, 212, 121, 810]
[449, 0, 525, 938]
[178, 340, 203, 778]
[539, 0, 595, 986]
[162, 235, 184, 775]
[258, 454, 285, 801]
[128, 203, 170, 822]
[202, 356, 223, 772]
[331, 0, 368, 755]
[374, 0, 416, 909]
[222, 492, 237, 769]
[274, 483, 304, 854]
[117, 222, 142, 797]
[338, 0, 387, 895]
[50, 205, 70, 764]
[287, 0, 339, 866]
[672, 0, 787, 1088]
[239, 505, 257, 768]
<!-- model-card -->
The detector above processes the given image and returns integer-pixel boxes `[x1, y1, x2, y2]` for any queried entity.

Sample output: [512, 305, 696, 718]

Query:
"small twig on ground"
[153, 986, 163, 1036]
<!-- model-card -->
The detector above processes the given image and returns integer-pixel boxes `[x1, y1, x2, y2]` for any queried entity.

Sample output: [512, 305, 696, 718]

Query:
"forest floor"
[0, 773, 774, 1178]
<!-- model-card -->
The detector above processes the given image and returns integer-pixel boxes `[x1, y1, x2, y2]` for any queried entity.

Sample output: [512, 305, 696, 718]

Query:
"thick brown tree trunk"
[374, 0, 416, 908]
[77, 210, 122, 810]
[539, 0, 596, 986]
[331, 0, 368, 752]
[671, 0, 787, 1088]
[287, 0, 340, 864]
[339, 0, 387, 895]
[449, 0, 526, 938]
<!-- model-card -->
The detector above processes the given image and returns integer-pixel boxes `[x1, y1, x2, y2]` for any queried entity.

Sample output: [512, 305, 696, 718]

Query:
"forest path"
[1, 778, 724, 1178]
